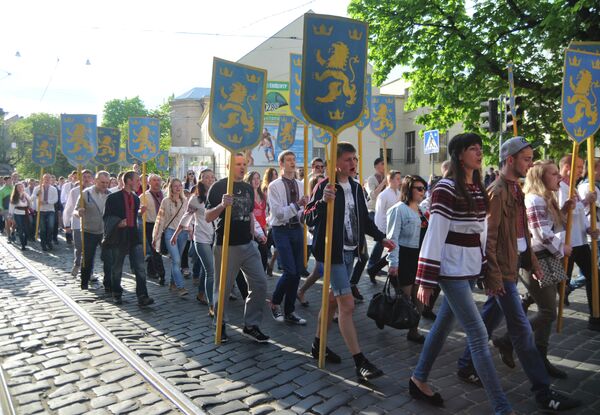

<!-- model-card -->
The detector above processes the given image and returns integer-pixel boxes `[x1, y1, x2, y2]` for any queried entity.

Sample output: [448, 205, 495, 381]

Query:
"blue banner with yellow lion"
[128, 117, 159, 162]
[126, 140, 142, 165]
[562, 48, 600, 143]
[209, 58, 267, 152]
[61, 114, 97, 165]
[289, 53, 306, 124]
[370, 95, 396, 140]
[356, 74, 372, 130]
[95, 127, 120, 165]
[277, 116, 297, 150]
[32, 133, 57, 167]
[155, 150, 169, 171]
[312, 125, 332, 145]
[301, 13, 368, 135]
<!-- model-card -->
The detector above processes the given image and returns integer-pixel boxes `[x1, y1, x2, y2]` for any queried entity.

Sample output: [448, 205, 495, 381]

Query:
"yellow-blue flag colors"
[561, 49, 600, 143]
[289, 53, 306, 124]
[300, 14, 368, 134]
[128, 117, 160, 162]
[95, 127, 121, 165]
[370, 95, 396, 139]
[126, 140, 142, 165]
[156, 150, 169, 171]
[32, 133, 57, 167]
[356, 74, 372, 130]
[312, 125, 332, 145]
[276, 116, 297, 150]
[209, 58, 267, 152]
[60, 114, 97, 165]
[568, 41, 600, 55]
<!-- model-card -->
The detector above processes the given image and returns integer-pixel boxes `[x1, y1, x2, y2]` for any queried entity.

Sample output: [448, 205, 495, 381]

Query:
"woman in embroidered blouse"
[153, 178, 189, 296]
[8, 183, 32, 250]
[409, 133, 513, 415]
[245, 171, 268, 270]
[386, 175, 428, 343]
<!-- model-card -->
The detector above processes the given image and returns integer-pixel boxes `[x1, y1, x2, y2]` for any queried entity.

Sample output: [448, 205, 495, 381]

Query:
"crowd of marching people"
[2, 132, 600, 413]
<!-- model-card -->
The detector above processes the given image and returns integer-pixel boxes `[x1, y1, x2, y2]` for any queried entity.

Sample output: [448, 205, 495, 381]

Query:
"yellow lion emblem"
[97, 135, 116, 157]
[567, 69, 598, 125]
[373, 104, 393, 131]
[65, 124, 94, 154]
[36, 140, 52, 160]
[158, 154, 166, 166]
[132, 126, 157, 156]
[314, 41, 359, 106]
[219, 82, 256, 133]
[279, 123, 294, 148]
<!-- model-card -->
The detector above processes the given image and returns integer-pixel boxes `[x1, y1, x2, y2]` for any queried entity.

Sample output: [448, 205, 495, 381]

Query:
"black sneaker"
[284, 312, 306, 325]
[113, 295, 123, 305]
[492, 336, 515, 368]
[356, 359, 383, 381]
[457, 365, 482, 387]
[271, 306, 284, 322]
[421, 309, 437, 320]
[138, 296, 155, 307]
[311, 344, 341, 364]
[242, 325, 269, 343]
[351, 285, 364, 302]
[536, 389, 581, 412]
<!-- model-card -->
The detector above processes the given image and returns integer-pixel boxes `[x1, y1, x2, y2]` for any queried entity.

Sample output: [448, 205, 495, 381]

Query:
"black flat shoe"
[407, 332, 425, 344]
[409, 378, 444, 407]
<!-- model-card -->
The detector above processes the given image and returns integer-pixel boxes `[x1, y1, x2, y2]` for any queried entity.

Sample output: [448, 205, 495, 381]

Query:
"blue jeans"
[13, 215, 28, 247]
[164, 228, 188, 289]
[317, 250, 355, 297]
[458, 280, 550, 397]
[194, 242, 214, 305]
[271, 225, 305, 314]
[108, 243, 149, 299]
[413, 279, 512, 415]
[39, 211, 55, 247]
[190, 242, 201, 278]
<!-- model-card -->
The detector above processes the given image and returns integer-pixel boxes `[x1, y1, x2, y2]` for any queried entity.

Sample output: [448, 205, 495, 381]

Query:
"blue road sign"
[424, 130, 440, 154]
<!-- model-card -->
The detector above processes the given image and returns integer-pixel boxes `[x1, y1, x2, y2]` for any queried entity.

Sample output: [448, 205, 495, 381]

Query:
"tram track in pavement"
[0, 238, 203, 415]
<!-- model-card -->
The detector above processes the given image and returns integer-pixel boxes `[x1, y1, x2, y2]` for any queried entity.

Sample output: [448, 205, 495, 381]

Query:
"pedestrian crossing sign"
[424, 129, 440, 154]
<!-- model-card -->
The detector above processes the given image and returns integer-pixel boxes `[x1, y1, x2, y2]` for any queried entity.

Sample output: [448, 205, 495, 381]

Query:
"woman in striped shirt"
[409, 133, 513, 414]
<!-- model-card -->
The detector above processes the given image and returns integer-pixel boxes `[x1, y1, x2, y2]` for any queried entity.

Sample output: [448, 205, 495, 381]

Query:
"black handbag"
[160, 234, 168, 255]
[367, 277, 420, 330]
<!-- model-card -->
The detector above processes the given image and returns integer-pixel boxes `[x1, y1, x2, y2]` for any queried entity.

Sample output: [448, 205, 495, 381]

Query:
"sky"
[0, 0, 373, 121]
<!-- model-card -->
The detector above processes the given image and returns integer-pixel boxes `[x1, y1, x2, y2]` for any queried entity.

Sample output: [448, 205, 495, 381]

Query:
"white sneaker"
[284, 312, 307, 325]
[71, 265, 80, 277]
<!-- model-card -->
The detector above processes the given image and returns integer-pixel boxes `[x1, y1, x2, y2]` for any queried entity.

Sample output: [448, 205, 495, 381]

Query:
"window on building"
[314, 147, 326, 164]
[405, 131, 415, 164]
[379, 148, 393, 163]
[191, 137, 200, 147]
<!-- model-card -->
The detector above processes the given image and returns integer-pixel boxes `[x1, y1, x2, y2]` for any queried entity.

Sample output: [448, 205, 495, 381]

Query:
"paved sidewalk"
[1, 235, 600, 414]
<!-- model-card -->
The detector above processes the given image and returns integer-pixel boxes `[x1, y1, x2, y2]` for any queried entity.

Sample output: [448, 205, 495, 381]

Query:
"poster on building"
[248, 123, 312, 167]
[264, 81, 292, 123]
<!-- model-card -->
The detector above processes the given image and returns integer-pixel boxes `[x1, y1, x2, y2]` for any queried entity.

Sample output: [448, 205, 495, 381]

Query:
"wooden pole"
[318, 133, 338, 369]
[587, 137, 599, 318]
[383, 139, 388, 176]
[303, 124, 309, 269]
[358, 130, 363, 186]
[78, 166, 86, 269]
[35, 168, 44, 241]
[558, 141, 579, 332]
[141, 163, 147, 258]
[215, 152, 236, 345]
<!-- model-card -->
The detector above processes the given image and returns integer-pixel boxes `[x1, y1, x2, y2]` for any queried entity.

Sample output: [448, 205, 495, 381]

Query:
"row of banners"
[32, 117, 169, 171]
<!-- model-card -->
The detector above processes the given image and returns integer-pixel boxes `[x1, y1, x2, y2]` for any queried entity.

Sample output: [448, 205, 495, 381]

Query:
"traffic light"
[505, 96, 523, 133]
[480, 99, 499, 133]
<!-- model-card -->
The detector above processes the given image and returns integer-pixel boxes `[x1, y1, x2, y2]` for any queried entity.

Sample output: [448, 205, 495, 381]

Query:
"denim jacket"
[386, 201, 423, 267]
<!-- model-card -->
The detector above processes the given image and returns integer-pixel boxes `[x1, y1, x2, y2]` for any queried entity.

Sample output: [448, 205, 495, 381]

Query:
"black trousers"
[567, 244, 600, 316]
[145, 222, 165, 278]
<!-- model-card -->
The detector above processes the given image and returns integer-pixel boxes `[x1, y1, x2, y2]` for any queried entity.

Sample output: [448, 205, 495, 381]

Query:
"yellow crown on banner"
[569, 55, 581, 67]
[293, 57, 301, 67]
[329, 109, 344, 120]
[313, 24, 333, 36]
[227, 133, 243, 144]
[574, 127, 586, 137]
[246, 74, 260, 83]
[220, 67, 233, 77]
[348, 29, 363, 41]
[592, 59, 600, 70]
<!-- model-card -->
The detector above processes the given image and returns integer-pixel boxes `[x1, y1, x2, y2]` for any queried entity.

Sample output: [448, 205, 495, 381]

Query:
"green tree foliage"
[102, 96, 147, 129]
[348, 0, 600, 162]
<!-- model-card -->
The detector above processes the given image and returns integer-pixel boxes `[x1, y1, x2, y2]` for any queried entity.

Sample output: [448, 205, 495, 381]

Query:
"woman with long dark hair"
[245, 171, 268, 269]
[8, 183, 32, 250]
[183, 170, 197, 192]
[409, 133, 513, 414]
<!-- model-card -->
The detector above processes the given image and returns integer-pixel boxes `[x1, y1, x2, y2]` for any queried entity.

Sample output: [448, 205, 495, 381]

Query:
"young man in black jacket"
[304, 142, 395, 381]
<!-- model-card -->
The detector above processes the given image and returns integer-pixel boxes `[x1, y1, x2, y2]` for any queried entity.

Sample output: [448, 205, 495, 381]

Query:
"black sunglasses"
[412, 186, 426, 192]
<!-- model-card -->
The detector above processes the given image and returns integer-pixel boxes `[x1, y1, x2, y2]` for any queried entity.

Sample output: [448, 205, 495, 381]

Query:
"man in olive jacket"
[457, 137, 580, 412]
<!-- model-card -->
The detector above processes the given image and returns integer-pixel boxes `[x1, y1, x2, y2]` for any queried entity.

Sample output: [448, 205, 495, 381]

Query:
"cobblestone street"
[1, 236, 599, 414]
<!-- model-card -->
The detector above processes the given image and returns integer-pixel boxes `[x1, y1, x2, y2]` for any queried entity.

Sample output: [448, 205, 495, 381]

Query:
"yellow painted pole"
[141, 163, 147, 258]
[35, 168, 44, 241]
[587, 137, 599, 318]
[303, 124, 309, 268]
[78, 166, 86, 269]
[558, 141, 579, 332]
[358, 130, 363, 186]
[383, 139, 388, 176]
[318, 133, 338, 369]
[513, 120, 518, 137]
[215, 152, 236, 345]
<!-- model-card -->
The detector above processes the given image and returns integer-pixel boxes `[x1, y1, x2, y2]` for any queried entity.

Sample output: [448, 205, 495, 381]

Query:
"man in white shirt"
[365, 158, 387, 281]
[63, 170, 94, 276]
[374, 170, 402, 234]
[31, 173, 59, 251]
[558, 154, 600, 331]
[268, 150, 308, 325]
[61, 171, 78, 244]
